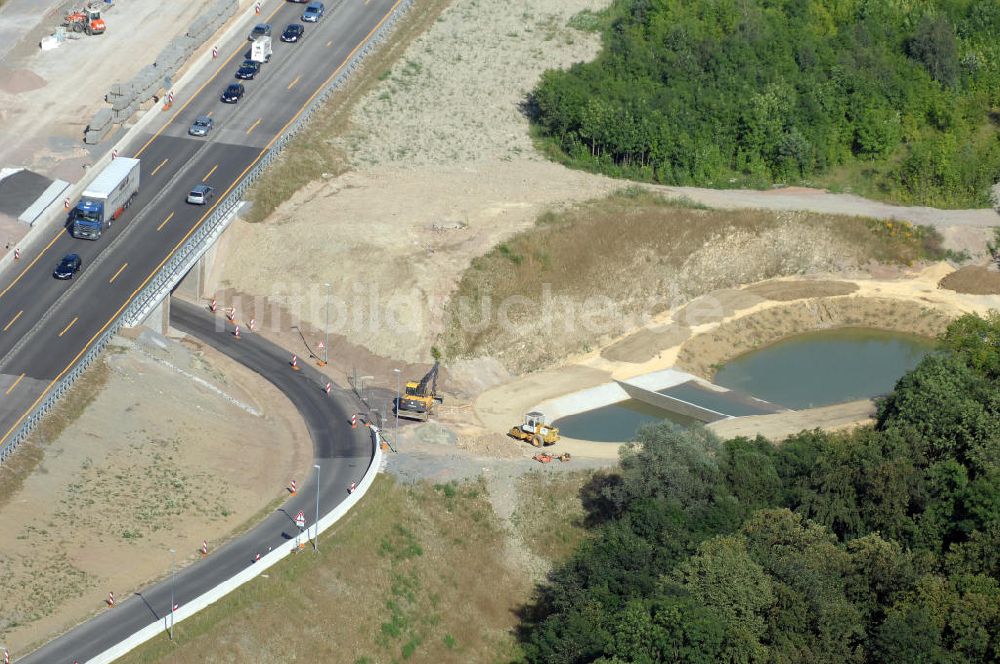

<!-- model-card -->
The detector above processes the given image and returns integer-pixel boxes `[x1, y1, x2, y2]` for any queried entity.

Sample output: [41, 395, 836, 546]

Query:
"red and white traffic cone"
[233, 325, 241, 339]
[248, 318, 256, 332]
[4, 647, 9, 664]
[324, 382, 331, 395]
[64, 197, 71, 209]
[348, 481, 357, 494]
[107, 591, 116, 608]
[112, 149, 118, 159]
[254, 552, 261, 563]
[289, 479, 297, 496]
[201, 540, 208, 556]
[13, 248, 19, 261]
[209, 298, 217, 312]
[255, 1, 261, 15]
[212, 45, 218, 59]
[226, 307, 236, 322]
[291, 354, 299, 371]
[351, 413, 357, 429]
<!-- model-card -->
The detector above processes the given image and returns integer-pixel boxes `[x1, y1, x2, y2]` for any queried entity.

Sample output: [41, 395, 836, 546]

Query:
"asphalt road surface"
[0, 0, 402, 452]
[20, 297, 374, 663]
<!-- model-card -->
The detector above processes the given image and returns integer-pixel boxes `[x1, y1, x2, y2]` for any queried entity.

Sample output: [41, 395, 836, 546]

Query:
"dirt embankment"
[675, 297, 953, 380]
[939, 264, 1000, 295]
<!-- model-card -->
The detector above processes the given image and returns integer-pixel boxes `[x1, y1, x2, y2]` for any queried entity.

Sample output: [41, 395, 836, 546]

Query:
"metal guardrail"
[0, 0, 414, 464]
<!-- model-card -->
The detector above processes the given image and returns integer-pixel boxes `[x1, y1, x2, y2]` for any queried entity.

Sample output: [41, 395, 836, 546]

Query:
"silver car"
[187, 184, 215, 205]
[188, 115, 214, 137]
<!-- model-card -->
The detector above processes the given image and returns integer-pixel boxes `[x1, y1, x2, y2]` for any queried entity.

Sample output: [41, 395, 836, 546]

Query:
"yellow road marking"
[157, 212, 174, 231]
[0, 232, 62, 301]
[5, 373, 24, 396]
[109, 262, 128, 283]
[246, 119, 262, 135]
[203, 164, 218, 181]
[0, 0, 408, 449]
[58, 317, 78, 338]
[3, 310, 22, 332]
[287, 75, 301, 90]
[150, 158, 169, 176]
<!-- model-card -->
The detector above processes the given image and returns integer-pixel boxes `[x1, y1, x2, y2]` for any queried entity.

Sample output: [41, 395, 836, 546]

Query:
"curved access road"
[21, 297, 373, 663]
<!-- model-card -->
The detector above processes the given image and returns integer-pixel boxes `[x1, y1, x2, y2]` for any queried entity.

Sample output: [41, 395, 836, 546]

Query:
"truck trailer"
[250, 35, 272, 63]
[71, 157, 140, 240]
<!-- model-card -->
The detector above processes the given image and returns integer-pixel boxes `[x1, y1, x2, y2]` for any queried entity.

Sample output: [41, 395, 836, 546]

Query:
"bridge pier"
[139, 243, 218, 334]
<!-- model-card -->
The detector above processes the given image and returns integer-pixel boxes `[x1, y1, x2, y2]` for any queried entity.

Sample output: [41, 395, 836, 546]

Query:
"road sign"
[294, 511, 306, 529]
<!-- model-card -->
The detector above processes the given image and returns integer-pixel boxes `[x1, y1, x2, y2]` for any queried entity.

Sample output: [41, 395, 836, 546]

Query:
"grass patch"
[438, 188, 958, 372]
[117, 476, 528, 663]
[511, 471, 592, 562]
[244, 0, 453, 222]
[0, 358, 111, 510]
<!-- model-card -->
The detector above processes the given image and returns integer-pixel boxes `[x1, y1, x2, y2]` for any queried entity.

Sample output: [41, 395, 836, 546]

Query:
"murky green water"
[713, 328, 935, 410]
[552, 399, 696, 443]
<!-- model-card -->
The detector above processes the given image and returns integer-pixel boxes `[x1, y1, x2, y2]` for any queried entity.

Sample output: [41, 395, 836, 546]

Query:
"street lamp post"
[393, 368, 401, 445]
[323, 283, 330, 365]
[313, 463, 321, 552]
[169, 548, 176, 640]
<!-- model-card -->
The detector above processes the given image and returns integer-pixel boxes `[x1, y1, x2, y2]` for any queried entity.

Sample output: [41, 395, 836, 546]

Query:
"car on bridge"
[235, 59, 261, 80]
[302, 2, 324, 22]
[188, 115, 214, 137]
[221, 83, 245, 103]
[281, 23, 305, 43]
[187, 184, 215, 205]
[248, 23, 271, 40]
[53, 253, 82, 280]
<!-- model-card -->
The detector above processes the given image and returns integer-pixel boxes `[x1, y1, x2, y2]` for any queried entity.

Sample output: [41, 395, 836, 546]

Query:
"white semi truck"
[71, 157, 141, 240]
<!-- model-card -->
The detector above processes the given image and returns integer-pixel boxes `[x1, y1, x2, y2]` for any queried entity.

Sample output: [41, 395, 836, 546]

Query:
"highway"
[0, 0, 402, 453]
[21, 298, 374, 663]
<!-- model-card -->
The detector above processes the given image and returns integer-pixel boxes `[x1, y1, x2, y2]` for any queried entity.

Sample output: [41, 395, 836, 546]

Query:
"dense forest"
[531, 0, 1000, 207]
[518, 312, 1000, 662]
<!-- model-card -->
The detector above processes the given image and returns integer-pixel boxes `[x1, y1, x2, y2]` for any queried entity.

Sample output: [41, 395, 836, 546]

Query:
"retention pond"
[713, 328, 935, 410]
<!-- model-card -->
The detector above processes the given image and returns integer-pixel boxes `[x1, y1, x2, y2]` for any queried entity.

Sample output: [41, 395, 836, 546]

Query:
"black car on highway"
[53, 253, 82, 280]
[235, 59, 261, 80]
[221, 83, 245, 103]
[281, 23, 304, 42]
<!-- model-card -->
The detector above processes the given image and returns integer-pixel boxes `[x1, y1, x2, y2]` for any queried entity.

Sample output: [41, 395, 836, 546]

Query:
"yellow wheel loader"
[509, 411, 560, 447]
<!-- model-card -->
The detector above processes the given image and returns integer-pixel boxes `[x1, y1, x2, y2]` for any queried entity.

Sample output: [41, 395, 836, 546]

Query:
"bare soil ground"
[0, 0, 213, 179]
[938, 263, 1000, 295]
[0, 332, 311, 654]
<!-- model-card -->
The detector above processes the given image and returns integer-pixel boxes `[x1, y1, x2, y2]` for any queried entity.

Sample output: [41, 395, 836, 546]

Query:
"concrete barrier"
[87, 424, 385, 664]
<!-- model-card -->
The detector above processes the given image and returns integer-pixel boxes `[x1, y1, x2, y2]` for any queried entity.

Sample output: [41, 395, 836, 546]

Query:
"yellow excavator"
[509, 411, 560, 447]
[397, 361, 443, 422]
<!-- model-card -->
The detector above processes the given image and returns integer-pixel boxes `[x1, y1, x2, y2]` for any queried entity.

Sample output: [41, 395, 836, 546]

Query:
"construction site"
[0, 0, 998, 660]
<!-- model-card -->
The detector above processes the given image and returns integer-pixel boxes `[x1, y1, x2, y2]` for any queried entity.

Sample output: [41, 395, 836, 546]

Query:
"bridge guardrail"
[0, 0, 413, 464]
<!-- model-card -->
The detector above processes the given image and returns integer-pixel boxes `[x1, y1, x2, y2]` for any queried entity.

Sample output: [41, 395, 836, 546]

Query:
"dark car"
[301, 2, 324, 22]
[235, 59, 261, 80]
[53, 253, 82, 280]
[221, 83, 245, 103]
[248, 23, 271, 40]
[281, 23, 304, 42]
